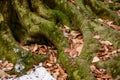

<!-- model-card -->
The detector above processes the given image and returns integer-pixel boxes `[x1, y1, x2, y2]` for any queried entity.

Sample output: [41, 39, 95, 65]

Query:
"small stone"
[93, 35, 100, 39]
[92, 56, 100, 63]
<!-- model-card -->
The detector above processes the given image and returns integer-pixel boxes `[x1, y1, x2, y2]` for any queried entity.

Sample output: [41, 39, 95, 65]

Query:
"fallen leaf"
[117, 48, 120, 53]
[0, 70, 10, 78]
[64, 48, 71, 53]
[57, 64, 65, 75]
[98, 18, 104, 22]
[72, 38, 83, 44]
[3, 63, 13, 71]
[110, 24, 120, 31]
[63, 31, 69, 37]
[64, 25, 70, 30]
[111, 50, 117, 55]
[106, 21, 113, 26]
[2, 61, 8, 67]
[76, 44, 83, 56]
[69, 49, 77, 58]
[21, 46, 29, 51]
[70, 31, 80, 38]
[32, 44, 38, 52]
[101, 74, 112, 79]
[99, 40, 112, 46]
[46, 63, 52, 67]
[117, 10, 120, 16]
[90, 65, 96, 72]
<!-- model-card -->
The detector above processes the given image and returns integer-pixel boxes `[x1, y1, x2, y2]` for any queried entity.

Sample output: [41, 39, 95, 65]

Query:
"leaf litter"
[60, 25, 84, 58]
[98, 18, 120, 31]
[1, 24, 120, 79]
[92, 34, 120, 80]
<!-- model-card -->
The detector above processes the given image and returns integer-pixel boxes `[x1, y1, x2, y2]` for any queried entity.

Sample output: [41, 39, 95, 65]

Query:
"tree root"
[0, 0, 120, 79]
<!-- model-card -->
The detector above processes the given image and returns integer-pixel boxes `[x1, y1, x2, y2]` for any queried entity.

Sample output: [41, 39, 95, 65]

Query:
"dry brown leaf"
[46, 63, 52, 67]
[52, 70, 59, 79]
[111, 50, 117, 55]
[63, 31, 69, 37]
[0, 70, 10, 78]
[57, 64, 65, 75]
[69, 49, 77, 58]
[64, 25, 70, 30]
[67, 0, 76, 5]
[70, 31, 80, 38]
[49, 54, 56, 63]
[110, 24, 120, 31]
[98, 18, 104, 22]
[64, 48, 71, 53]
[10, 75, 17, 78]
[117, 10, 120, 16]
[58, 77, 64, 80]
[104, 46, 109, 52]
[2, 61, 8, 67]
[106, 21, 113, 26]
[99, 40, 112, 46]
[96, 78, 102, 80]
[72, 38, 83, 44]
[21, 46, 29, 51]
[76, 44, 83, 56]
[117, 48, 120, 53]
[101, 74, 112, 79]
[90, 65, 96, 72]
[32, 44, 38, 52]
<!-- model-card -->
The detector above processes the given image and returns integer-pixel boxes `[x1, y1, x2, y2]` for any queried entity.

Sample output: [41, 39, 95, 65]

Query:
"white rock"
[92, 56, 100, 63]
[7, 66, 56, 80]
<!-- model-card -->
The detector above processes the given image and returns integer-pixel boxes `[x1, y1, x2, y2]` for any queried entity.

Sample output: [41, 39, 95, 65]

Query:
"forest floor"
[0, 21, 120, 80]
[0, 0, 120, 80]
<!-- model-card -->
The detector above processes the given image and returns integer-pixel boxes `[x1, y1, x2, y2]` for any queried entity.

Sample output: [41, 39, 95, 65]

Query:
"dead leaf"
[99, 40, 112, 46]
[70, 31, 80, 38]
[90, 65, 96, 72]
[0, 70, 10, 78]
[69, 49, 77, 58]
[76, 44, 83, 56]
[2, 61, 8, 67]
[101, 74, 112, 79]
[106, 21, 113, 26]
[72, 38, 83, 44]
[21, 46, 29, 51]
[10, 75, 17, 78]
[2, 63, 13, 71]
[104, 45, 109, 52]
[64, 48, 71, 53]
[117, 10, 120, 16]
[32, 44, 38, 52]
[117, 48, 120, 53]
[63, 31, 69, 37]
[46, 63, 52, 67]
[110, 24, 120, 31]
[64, 25, 70, 31]
[98, 18, 104, 22]
[57, 64, 65, 75]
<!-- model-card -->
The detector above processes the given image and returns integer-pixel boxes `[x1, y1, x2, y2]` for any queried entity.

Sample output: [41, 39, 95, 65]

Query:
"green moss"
[1, 0, 120, 79]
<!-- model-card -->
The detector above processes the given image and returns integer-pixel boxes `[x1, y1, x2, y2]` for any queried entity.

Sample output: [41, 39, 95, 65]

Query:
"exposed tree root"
[0, 0, 120, 79]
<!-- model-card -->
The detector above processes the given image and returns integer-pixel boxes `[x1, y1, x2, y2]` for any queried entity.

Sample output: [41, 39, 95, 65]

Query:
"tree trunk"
[0, 0, 120, 79]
